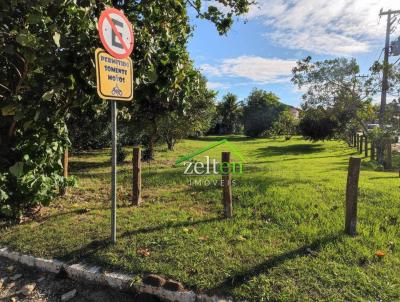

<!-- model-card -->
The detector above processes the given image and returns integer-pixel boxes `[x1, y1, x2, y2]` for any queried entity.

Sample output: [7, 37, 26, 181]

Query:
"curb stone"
[0, 247, 232, 302]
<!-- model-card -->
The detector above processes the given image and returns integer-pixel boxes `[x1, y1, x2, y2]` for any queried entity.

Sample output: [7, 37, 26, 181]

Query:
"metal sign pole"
[97, 6, 133, 244]
[111, 100, 117, 243]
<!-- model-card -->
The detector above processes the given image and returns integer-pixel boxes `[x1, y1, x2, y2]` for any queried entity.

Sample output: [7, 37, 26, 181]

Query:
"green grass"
[1, 136, 400, 301]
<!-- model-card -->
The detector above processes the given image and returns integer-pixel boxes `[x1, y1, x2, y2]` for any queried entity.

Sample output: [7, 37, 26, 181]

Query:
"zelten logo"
[175, 139, 245, 176]
[183, 156, 243, 175]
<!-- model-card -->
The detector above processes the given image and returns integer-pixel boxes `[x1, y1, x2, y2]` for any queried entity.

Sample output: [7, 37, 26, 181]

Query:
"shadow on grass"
[56, 217, 221, 263]
[0, 207, 107, 230]
[36, 207, 107, 223]
[369, 176, 399, 180]
[254, 144, 324, 158]
[189, 136, 252, 142]
[252, 153, 355, 165]
[70, 160, 111, 173]
[209, 233, 344, 296]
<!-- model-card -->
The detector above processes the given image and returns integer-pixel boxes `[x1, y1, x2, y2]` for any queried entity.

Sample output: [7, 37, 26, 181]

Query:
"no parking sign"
[98, 8, 134, 59]
[96, 7, 135, 243]
[96, 8, 134, 101]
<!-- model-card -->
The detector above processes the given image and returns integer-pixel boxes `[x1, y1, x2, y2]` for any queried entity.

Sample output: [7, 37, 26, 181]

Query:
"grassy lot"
[1, 136, 400, 301]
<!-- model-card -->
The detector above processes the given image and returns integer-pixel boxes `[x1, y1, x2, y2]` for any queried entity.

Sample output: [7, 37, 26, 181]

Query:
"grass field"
[1, 136, 400, 301]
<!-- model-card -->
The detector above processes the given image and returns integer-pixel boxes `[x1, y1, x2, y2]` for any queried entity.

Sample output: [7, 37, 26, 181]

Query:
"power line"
[377, 48, 384, 62]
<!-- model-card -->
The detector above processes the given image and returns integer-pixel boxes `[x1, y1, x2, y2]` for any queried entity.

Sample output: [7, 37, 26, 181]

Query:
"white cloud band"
[201, 56, 297, 83]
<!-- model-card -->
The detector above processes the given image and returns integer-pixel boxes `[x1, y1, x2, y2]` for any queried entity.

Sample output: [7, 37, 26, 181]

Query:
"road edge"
[0, 247, 231, 302]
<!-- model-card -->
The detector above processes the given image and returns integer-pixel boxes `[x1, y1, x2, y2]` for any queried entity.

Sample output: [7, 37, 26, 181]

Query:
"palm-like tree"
[216, 93, 243, 134]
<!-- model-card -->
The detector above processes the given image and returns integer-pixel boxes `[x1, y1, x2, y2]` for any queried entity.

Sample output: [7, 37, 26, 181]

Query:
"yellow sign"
[95, 48, 133, 101]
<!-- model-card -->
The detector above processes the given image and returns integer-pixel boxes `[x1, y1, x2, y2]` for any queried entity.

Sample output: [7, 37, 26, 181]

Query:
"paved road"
[0, 256, 160, 302]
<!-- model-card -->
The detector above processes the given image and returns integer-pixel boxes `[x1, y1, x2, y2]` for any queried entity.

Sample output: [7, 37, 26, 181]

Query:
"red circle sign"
[98, 8, 134, 59]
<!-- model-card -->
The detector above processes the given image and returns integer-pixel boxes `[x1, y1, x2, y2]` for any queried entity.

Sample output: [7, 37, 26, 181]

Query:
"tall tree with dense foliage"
[292, 56, 376, 138]
[242, 89, 286, 138]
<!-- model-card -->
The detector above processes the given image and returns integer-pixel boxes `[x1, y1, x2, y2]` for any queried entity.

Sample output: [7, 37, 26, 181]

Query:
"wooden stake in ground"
[345, 157, 361, 236]
[60, 148, 69, 196]
[132, 146, 142, 205]
[371, 141, 375, 160]
[222, 152, 233, 218]
[384, 139, 392, 170]
[356, 135, 360, 150]
[364, 136, 368, 158]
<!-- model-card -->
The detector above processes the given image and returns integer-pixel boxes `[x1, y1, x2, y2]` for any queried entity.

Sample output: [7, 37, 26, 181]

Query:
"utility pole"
[379, 9, 400, 126]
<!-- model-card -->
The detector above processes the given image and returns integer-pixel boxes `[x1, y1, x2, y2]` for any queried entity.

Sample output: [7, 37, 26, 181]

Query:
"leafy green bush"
[0, 122, 71, 219]
[0, 0, 98, 219]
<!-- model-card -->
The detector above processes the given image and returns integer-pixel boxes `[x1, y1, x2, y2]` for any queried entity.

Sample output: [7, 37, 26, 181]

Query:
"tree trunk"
[147, 135, 155, 160]
[371, 141, 375, 160]
[384, 139, 392, 170]
[364, 136, 368, 158]
[377, 141, 384, 164]
[166, 135, 174, 151]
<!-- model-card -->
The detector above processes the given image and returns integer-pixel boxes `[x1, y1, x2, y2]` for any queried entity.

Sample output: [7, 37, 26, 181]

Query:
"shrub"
[299, 108, 338, 141]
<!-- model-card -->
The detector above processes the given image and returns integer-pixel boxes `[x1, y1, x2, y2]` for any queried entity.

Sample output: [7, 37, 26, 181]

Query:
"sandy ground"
[0, 256, 160, 302]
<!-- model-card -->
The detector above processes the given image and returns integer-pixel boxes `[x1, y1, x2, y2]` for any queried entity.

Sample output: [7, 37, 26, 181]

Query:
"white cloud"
[200, 56, 297, 83]
[245, 0, 399, 55]
[206, 81, 228, 89]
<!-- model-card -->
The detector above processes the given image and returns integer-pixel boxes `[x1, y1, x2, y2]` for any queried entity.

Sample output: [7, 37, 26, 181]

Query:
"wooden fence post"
[384, 139, 392, 170]
[222, 152, 233, 218]
[132, 146, 142, 205]
[371, 141, 375, 160]
[359, 136, 363, 154]
[345, 157, 361, 236]
[356, 135, 360, 151]
[364, 136, 368, 158]
[353, 133, 357, 147]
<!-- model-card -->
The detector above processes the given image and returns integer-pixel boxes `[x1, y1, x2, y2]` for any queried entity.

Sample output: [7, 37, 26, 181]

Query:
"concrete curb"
[0, 247, 231, 302]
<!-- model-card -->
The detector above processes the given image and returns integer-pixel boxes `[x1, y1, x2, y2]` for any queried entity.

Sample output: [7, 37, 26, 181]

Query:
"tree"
[272, 110, 298, 140]
[211, 93, 242, 134]
[0, 0, 100, 218]
[291, 56, 400, 163]
[158, 72, 216, 151]
[242, 89, 286, 138]
[298, 107, 338, 141]
[292, 56, 377, 137]
[124, 0, 224, 158]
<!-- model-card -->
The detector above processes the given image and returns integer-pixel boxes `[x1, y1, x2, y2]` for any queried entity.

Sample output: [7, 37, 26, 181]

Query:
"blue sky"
[187, 0, 400, 107]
